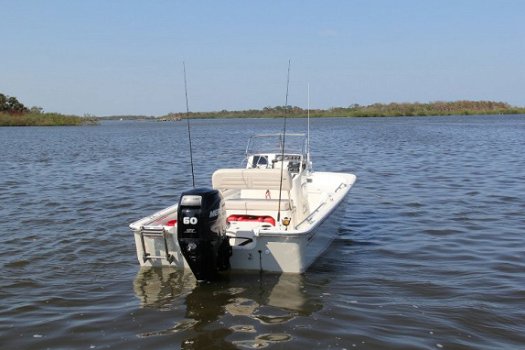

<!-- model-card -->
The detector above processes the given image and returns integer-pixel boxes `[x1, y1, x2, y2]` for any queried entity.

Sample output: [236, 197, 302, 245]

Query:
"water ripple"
[1, 116, 525, 349]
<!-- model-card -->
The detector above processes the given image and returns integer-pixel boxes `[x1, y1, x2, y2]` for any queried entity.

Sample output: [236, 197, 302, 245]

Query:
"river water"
[1, 115, 524, 349]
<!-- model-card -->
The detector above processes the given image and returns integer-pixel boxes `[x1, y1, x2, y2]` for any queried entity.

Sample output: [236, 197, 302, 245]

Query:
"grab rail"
[334, 182, 347, 193]
[295, 201, 327, 229]
[295, 181, 346, 229]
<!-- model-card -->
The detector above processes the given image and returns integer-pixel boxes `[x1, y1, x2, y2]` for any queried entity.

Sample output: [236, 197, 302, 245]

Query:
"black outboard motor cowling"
[177, 187, 231, 281]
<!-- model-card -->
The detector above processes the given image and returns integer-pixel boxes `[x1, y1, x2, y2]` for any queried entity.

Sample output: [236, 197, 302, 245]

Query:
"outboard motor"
[177, 187, 231, 282]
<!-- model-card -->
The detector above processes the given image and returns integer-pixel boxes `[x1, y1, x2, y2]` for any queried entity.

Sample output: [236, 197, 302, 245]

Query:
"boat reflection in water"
[133, 268, 324, 348]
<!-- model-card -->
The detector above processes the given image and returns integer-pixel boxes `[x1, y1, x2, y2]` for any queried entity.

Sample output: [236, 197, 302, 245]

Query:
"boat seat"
[213, 168, 293, 213]
[224, 198, 290, 211]
[212, 168, 292, 191]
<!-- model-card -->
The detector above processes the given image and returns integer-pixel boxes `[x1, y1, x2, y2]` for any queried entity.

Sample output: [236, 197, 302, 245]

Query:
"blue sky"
[1, 0, 524, 116]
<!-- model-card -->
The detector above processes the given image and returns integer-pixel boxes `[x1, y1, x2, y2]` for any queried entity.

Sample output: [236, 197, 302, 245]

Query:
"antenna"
[285, 59, 291, 107]
[183, 61, 196, 188]
[307, 83, 311, 172]
[277, 59, 291, 223]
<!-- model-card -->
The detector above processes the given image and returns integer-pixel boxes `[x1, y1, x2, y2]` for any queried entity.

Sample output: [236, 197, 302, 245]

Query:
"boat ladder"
[139, 226, 175, 264]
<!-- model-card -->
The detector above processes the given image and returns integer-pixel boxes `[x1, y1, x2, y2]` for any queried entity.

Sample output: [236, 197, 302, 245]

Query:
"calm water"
[1, 116, 524, 349]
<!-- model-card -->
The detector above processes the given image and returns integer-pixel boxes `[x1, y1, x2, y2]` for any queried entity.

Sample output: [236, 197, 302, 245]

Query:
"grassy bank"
[0, 112, 97, 126]
[163, 101, 525, 120]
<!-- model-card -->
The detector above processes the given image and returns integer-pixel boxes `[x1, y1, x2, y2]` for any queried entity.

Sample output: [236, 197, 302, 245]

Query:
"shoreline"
[2, 100, 524, 126]
[0, 113, 98, 127]
[164, 101, 525, 120]
[102, 101, 525, 121]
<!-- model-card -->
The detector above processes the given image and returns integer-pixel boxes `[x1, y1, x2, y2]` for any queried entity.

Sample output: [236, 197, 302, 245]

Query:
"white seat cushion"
[212, 168, 292, 191]
[224, 198, 290, 211]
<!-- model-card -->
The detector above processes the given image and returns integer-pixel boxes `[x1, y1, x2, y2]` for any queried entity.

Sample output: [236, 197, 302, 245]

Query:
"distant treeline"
[3, 94, 524, 126]
[163, 101, 525, 119]
[0, 92, 96, 126]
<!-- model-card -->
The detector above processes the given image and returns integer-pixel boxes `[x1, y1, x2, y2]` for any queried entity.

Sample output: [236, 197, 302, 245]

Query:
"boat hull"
[131, 191, 348, 274]
[228, 199, 346, 273]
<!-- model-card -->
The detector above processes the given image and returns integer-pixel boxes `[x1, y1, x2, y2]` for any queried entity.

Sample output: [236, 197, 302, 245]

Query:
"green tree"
[0, 93, 28, 113]
[0, 93, 7, 112]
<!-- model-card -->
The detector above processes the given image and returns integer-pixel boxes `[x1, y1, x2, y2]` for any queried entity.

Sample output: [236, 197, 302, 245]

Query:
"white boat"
[130, 133, 356, 281]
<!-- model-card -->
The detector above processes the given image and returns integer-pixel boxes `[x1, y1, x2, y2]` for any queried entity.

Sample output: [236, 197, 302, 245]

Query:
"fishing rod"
[183, 61, 196, 188]
[277, 59, 291, 223]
